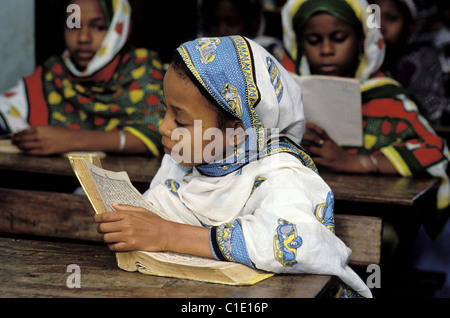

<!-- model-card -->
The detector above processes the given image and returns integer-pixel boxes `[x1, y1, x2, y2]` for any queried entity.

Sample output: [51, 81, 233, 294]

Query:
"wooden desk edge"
[0, 237, 335, 299]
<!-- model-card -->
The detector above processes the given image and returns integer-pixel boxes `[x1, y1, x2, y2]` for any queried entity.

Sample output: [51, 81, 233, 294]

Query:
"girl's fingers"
[112, 203, 149, 213]
[305, 122, 330, 140]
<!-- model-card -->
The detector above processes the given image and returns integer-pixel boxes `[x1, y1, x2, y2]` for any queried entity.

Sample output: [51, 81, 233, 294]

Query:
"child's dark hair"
[63, 0, 114, 27]
[170, 50, 239, 130]
[368, 0, 414, 41]
[200, 0, 263, 38]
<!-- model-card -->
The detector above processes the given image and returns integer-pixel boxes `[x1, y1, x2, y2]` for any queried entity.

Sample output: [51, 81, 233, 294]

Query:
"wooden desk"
[317, 169, 441, 298]
[0, 153, 335, 299]
[0, 152, 160, 184]
[0, 152, 439, 248]
[319, 169, 440, 207]
[0, 152, 440, 205]
[0, 236, 333, 298]
[0, 152, 439, 294]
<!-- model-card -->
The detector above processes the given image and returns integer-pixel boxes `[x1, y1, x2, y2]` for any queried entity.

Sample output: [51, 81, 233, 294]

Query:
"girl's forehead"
[68, 0, 104, 13]
[303, 12, 354, 32]
[164, 68, 217, 115]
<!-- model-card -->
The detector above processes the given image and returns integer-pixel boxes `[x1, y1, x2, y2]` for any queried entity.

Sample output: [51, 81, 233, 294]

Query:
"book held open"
[69, 155, 273, 285]
[291, 74, 363, 147]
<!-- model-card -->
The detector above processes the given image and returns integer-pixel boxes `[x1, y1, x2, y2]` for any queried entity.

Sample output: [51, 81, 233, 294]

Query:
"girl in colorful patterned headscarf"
[94, 35, 372, 298]
[0, 0, 165, 156]
[282, 0, 450, 239]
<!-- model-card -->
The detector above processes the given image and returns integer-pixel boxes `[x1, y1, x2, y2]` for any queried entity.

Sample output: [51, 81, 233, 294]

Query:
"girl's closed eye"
[305, 34, 321, 46]
[93, 23, 108, 32]
[174, 119, 186, 127]
[332, 32, 349, 43]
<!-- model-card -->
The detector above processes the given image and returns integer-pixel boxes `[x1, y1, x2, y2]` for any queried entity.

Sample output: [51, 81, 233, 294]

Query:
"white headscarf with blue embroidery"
[145, 36, 373, 297]
[176, 36, 316, 177]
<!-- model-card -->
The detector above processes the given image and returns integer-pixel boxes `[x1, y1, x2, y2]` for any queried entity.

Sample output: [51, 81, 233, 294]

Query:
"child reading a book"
[94, 35, 372, 298]
[282, 0, 450, 238]
[0, 0, 165, 156]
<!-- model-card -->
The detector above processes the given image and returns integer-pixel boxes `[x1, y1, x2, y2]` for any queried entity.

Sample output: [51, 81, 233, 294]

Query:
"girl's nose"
[159, 114, 173, 138]
[320, 39, 335, 56]
[78, 26, 91, 43]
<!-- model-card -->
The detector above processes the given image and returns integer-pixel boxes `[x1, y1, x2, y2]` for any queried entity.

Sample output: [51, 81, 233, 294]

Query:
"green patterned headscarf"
[282, 0, 386, 81]
[99, 0, 115, 28]
[292, 0, 361, 36]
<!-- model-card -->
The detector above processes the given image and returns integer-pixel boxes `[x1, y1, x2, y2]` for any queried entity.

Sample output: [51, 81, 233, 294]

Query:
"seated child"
[198, 0, 285, 63]
[94, 35, 372, 298]
[369, 0, 448, 126]
[0, 0, 165, 156]
[282, 0, 450, 239]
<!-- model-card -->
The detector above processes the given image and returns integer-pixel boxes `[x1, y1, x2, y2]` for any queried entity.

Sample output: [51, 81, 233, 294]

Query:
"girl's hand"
[11, 126, 79, 156]
[301, 122, 354, 172]
[12, 126, 148, 155]
[94, 204, 170, 253]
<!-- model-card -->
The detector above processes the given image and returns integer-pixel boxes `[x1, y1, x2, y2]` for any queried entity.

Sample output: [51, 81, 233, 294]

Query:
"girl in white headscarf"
[282, 0, 450, 239]
[0, 0, 165, 156]
[94, 35, 372, 298]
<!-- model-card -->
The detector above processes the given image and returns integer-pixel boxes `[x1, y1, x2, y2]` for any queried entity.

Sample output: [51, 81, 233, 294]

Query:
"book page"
[70, 156, 274, 285]
[71, 157, 170, 220]
[292, 74, 363, 146]
[0, 139, 22, 154]
[139, 251, 229, 268]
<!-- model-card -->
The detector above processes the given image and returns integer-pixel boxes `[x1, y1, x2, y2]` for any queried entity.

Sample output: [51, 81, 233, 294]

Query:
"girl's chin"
[74, 63, 88, 72]
[70, 58, 89, 72]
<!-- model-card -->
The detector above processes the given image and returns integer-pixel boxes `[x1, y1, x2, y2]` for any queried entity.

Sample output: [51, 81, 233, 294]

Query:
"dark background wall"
[35, 0, 199, 65]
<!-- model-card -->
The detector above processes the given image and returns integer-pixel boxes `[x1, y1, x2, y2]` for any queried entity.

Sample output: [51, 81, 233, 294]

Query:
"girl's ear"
[356, 36, 365, 64]
[227, 120, 247, 147]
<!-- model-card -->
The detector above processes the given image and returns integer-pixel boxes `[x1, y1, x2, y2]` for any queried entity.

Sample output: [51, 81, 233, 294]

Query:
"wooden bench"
[335, 214, 382, 266]
[0, 188, 382, 267]
[0, 188, 101, 242]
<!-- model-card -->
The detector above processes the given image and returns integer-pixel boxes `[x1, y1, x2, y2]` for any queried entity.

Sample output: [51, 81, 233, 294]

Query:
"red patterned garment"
[345, 72, 448, 179]
[24, 48, 165, 155]
[281, 0, 450, 238]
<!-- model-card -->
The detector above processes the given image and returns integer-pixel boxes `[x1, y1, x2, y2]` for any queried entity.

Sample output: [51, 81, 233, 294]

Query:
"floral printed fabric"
[40, 48, 165, 155]
[0, 0, 165, 154]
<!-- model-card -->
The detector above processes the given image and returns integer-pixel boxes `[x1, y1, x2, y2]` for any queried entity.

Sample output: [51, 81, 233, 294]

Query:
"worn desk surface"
[319, 169, 440, 206]
[0, 152, 159, 184]
[0, 152, 440, 206]
[0, 153, 336, 298]
[0, 236, 333, 298]
[1, 153, 435, 298]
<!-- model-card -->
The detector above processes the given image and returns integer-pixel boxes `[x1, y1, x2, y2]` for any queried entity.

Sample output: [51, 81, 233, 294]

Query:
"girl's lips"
[75, 50, 96, 60]
[319, 65, 337, 73]
[164, 146, 179, 156]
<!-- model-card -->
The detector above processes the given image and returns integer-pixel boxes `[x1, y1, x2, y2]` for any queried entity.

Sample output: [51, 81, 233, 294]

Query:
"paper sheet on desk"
[292, 74, 363, 147]
[0, 139, 22, 154]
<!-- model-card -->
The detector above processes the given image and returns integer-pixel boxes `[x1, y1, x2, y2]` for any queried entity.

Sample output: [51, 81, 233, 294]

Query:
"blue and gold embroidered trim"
[211, 220, 254, 268]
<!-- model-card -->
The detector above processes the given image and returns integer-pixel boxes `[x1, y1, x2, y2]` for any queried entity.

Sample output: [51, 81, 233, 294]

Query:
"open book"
[69, 155, 273, 285]
[291, 74, 363, 147]
[0, 139, 22, 154]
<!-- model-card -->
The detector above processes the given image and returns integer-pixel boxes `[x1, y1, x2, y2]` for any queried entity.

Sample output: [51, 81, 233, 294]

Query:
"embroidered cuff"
[210, 220, 255, 268]
[210, 226, 226, 262]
